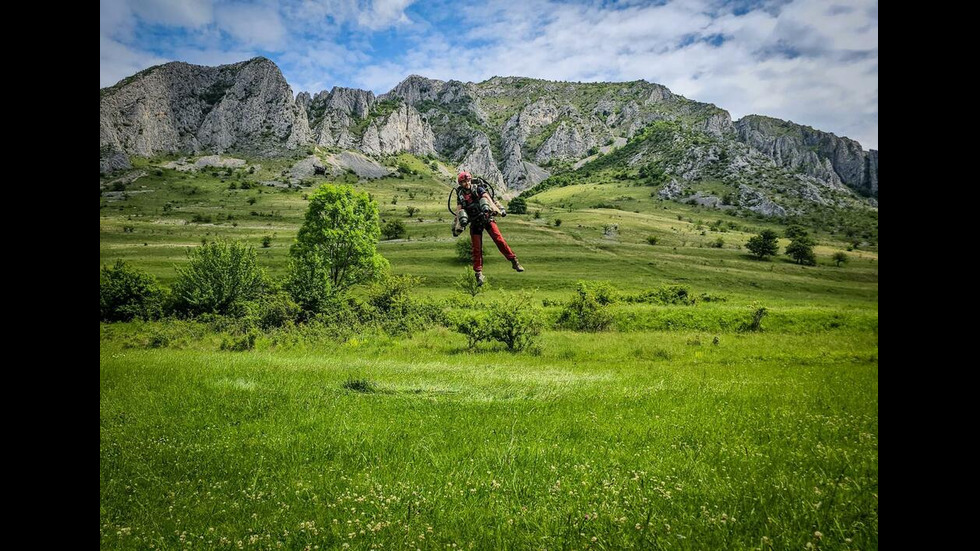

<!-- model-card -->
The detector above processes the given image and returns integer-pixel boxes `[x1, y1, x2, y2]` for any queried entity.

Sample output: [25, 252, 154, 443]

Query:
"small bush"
[487, 293, 543, 351]
[456, 237, 482, 263]
[100, 260, 165, 321]
[262, 235, 272, 248]
[454, 268, 487, 297]
[623, 285, 694, 305]
[740, 307, 768, 332]
[646, 235, 659, 245]
[508, 196, 527, 214]
[382, 220, 406, 240]
[452, 293, 542, 351]
[556, 282, 616, 331]
[250, 291, 302, 329]
[172, 240, 265, 317]
[451, 310, 493, 348]
[221, 330, 257, 351]
[711, 237, 724, 248]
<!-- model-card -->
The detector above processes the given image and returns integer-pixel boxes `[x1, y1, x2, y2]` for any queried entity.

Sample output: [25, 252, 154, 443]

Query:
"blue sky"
[100, 0, 878, 149]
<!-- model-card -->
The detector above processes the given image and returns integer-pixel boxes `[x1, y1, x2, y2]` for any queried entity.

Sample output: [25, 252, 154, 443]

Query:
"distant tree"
[746, 229, 779, 260]
[405, 206, 419, 218]
[785, 236, 817, 266]
[784, 224, 808, 240]
[508, 196, 527, 214]
[833, 251, 849, 267]
[381, 220, 406, 240]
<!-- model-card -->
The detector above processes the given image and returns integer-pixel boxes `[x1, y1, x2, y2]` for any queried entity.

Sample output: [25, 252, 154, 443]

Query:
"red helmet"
[457, 171, 472, 184]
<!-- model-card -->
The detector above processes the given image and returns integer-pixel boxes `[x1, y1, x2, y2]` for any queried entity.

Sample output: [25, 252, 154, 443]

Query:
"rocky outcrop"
[100, 57, 307, 158]
[372, 104, 436, 155]
[738, 184, 787, 217]
[459, 133, 505, 187]
[658, 179, 684, 200]
[736, 115, 877, 197]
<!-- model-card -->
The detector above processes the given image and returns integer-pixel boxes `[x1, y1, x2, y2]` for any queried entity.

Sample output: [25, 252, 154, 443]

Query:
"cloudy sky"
[100, 0, 878, 149]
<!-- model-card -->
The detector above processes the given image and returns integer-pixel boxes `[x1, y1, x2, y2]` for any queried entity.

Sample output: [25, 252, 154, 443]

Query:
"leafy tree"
[289, 184, 387, 294]
[833, 251, 849, 267]
[508, 196, 527, 214]
[746, 229, 779, 259]
[100, 260, 165, 321]
[172, 240, 265, 316]
[784, 224, 808, 240]
[785, 236, 817, 266]
[382, 220, 406, 240]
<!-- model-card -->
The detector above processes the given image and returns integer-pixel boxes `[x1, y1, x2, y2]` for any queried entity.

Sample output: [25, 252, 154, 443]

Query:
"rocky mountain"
[100, 57, 878, 214]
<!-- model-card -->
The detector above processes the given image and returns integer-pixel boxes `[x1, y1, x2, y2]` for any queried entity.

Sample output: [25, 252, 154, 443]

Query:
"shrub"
[711, 237, 725, 248]
[553, 218, 562, 227]
[508, 196, 527, 214]
[251, 291, 302, 329]
[261, 235, 272, 248]
[487, 293, 543, 351]
[454, 268, 486, 297]
[382, 220, 406, 240]
[100, 260, 165, 321]
[456, 237, 482, 263]
[833, 251, 849, 267]
[556, 281, 616, 331]
[221, 330, 258, 351]
[451, 292, 542, 351]
[405, 206, 419, 218]
[646, 235, 659, 245]
[740, 307, 768, 332]
[451, 310, 493, 348]
[171, 240, 265, 316]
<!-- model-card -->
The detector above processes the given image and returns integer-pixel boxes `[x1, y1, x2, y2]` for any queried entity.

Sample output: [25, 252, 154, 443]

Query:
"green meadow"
[100, 154, 878, 549]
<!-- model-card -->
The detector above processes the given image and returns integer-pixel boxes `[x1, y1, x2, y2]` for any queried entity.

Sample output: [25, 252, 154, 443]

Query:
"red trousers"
[471, 220, 515, 271]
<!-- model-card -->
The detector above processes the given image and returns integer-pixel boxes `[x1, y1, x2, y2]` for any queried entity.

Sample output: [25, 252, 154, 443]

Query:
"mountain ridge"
[100, 57, 878, 215]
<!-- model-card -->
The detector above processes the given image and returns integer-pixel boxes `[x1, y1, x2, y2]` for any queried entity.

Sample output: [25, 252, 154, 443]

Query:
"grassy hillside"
[100, 153, 877, 549]
[100, 154, 877, 303]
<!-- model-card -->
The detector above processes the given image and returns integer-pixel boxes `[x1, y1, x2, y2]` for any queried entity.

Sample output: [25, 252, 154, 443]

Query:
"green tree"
[785, 236, 817, 266]
[833, 251, 849, 267]
[784, 224, 808, 240]
[746, 229, 779, 260]
[508, 196, 527, 214]
[172, 240, 265, 316]
[100, 260, 165, 321]
[289, 184, 387, 295]
[381, 220, 406, 240]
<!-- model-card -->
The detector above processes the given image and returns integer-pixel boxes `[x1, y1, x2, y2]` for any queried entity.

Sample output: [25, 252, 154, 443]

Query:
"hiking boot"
[511, 258, 525, 272]
[475, 271, 486, 286]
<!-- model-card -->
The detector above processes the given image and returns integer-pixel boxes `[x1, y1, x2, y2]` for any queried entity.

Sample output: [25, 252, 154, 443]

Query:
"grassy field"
[100, 154, 878, 549]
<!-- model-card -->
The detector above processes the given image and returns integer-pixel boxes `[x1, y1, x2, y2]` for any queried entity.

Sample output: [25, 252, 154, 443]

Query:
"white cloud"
[130, 0, 213, 28]
[214, 2, 286, 49]
[100, 34, 167, 88]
